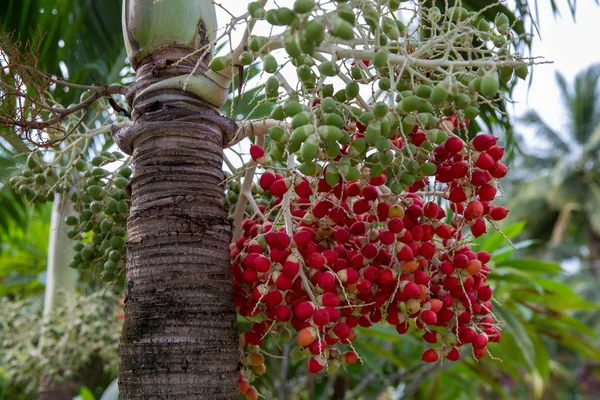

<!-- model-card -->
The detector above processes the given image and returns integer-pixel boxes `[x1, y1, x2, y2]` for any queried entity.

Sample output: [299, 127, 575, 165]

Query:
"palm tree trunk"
[38, 193, 77, 399]
[587, 224, 600, 280]
[113, 47, 238, 399]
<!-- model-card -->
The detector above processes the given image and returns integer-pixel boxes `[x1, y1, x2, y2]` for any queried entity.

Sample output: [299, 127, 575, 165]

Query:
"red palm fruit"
[259, 172, 276, 190]
[470, 218, 487, 238]
[420, 241, 436, 259]
[362, 184, 379, 201]
[270, 178, 291, 197]
[477, 184, 496, 201]
[449, 187, 467, 203]
[377, 201, 392, 221]
[329, 207, 346, 224]
[444, 137, 464, 153]
[318, 293, 339, 308]
[474, 347, 487, 359]
[309, 339, 327, 355]
[420, 309, 437, 325]
[457, 311, 471, 324]
[429, 299, 443, 313]
[274, 273, 292, 291]
[352, 198, 370, 214]
[489, 162, 508, 178]
[443, 275, 459, 290]
[364, 265, 379, 281]
[338, 268, 359, 284]
[439, 260, 454, 275]
[407, 204, 423, 219]
[346, 182, 361, 197]
[465, 200, 484, 220]
[308, 356, 326, 373]
[294, 229, 314, 246]
[345, 315, 359, 327]
[423, 202, 440, 219]
[470, 170, 490, 186]
[402, 281, 420, 298]
[294, 301, 315, 320]
[246, 386, 259, 400]
[475, 152, 495, 170]
[477, 285, 493, 301]
[388, 217, 404, 233]
[477, 251, 491, 263]
[423, 331, 439, 343]
[295, 179, 313, 197]
[489, 206, 509, 221]
[250, 144, 266, 162]
[297, 327, 318, 347]
[378, 268, 394, 284]
[312, 307, 330, 326]
[343, 351, 359, 365]
[414, 270, 429, 285]
[334, 228, 350, 243]
[252, 255, 271, 272]
[239, 378, 250, 394]
[356, 278, 372, 294]
[274, 305, 292, 322]
[379, 230, 395, 245]
[486, 327, 501, 342]
[396, 321, 409, 334]
[350, 221, 366, 235]
[358, 316, 372, 328]
[458, 327, 477, 344]
[333, 322, 352, 339]
[471, 133, 497, 151]
[467, 259, 483, 275]
[436, 165, 452, 182]
[319, 272, 337, 291]
[244, 331, 263, 345]
[487, 145, 505, 161]
[473, 333, 489, 349]
[322, 250, 337, 267]
[450, 161, 469, 178]
[306, 252, 326, 269]
[396, 244, 413, 261]
[422, 348, 439, 363]
[445, 348, 460, 361]
[361, 243, 378, 259]
[326, 307, 340, 322]
[312, 200, 333, 218]
[242, 269, 258, 283]
[370, 173, 387, 186]
[283, 255, 300, 278]
[317, 179, 332, 193]
[263, 290, 283, 307]
[435, 224, 452, 239]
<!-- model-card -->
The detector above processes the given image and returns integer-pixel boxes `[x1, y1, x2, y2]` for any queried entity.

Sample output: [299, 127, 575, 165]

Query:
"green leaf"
[478, 221, 526, 253]
[79, 386, 96, 400]
[351, 340, 384, 377]
[494, 303, 536, 371]
[496, 259, 562, 274]
[354, 338, 405, 368]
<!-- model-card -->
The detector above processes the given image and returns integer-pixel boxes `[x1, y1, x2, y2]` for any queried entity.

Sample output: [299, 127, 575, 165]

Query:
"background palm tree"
[508, 64, 600, 277]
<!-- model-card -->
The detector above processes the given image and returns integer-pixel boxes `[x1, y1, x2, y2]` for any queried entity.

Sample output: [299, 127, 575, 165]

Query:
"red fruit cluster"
[232, 129, 506, 386]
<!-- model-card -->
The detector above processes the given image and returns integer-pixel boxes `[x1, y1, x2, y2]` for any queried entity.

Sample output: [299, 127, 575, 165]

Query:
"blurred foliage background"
[1, 0, 599, 399]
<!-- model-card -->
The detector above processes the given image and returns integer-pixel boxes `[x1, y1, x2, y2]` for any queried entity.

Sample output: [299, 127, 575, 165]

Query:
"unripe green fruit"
[400, 171, 415, 185]
[325, 167, 340, 186]
[375, 137, 391, 152]
[516, 64, 529, 80]
[351, 66, 363, 80]
[291, 124, 315, 143]
[330, 17, 354, 40]
[283, 100, 303, 117]
[110, 236, 125, 249]
[270, 105, 286, 120]
[500, 67, 513, 84]
[301, 135, 320, 161]
[401, 95, 421, 112]
[294, 0, 314, 14]
[322, 84, 334, 98]
[265, 76, 280, 92]
[303, 19, 325, 43]
[372, 102, 388, 118]
[284, 37, 302, 58]
[334, 89, 346, 103]
[117, 200, 129, 215]
[65, 215, 78, 226]
[323, 113, 345, 128]
[343, 166, 361, 181]
[378, 77, 391, 91]
[389, 0, 401, 10]
[348, 137, 367, 159]
[345, 81, 360, 99]
[454, 93, 471, 109]
[209, 56, 229, 72]
[365, 121, 382, 145]
[429, 83, 450, 105]
[463, 106, 480, 119]
[90, 201, 103, 214]
[427, 129, 447, 144]
[480, 73, 499, 99]
[417, 100, 434, 114]
[87, 185, 103, 200]
[415, 84, 433, 99]
[421, 162, 437, 176]
[75, 159, 87, 171]
[359, 111, 376, 126]
[239, 51, 254, 66]
[114, 177, 128, 189]
[363, 4, 379, 28]
[447, 6, 468, 21]
[292, 111, 312, 129]
[297, 64, 312, 81]
[495, 13, 510, 34]
[321, 97, 337, 113]
[249, 36, 267, 52]
[493, 35, 506, 47]
[248, 2, 265, 19]
[298, 161, 322, 176]
[336, 4, 355, 25]
[373, 49, 389, 68]
[325, 140, 341, 158]
[319, 61, 339, 77]
[382, 17, 400, 40]
[318, 125, 343, 142]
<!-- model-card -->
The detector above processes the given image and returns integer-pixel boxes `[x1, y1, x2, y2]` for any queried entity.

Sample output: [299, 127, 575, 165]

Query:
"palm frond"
[520, 110, 571, 153]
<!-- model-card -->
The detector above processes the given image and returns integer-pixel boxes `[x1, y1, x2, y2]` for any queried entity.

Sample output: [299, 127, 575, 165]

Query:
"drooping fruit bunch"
[223, 0, 524, 396]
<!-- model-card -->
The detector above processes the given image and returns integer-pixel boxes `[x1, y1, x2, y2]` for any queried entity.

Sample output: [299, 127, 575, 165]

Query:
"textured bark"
[38, 376, 75, 400]
[114, 49, 238, 399]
